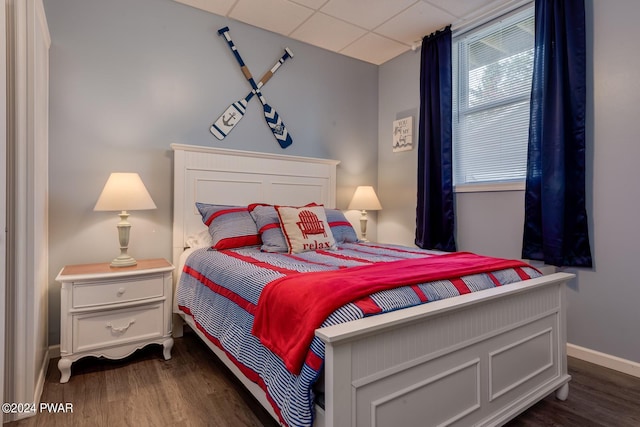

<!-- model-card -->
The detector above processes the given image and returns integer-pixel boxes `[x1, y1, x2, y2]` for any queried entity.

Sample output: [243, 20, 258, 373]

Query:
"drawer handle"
[117, 287, 126, 296]
[106, 319, 135, 334]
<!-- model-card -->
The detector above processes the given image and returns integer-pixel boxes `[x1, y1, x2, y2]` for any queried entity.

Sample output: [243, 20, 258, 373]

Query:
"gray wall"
[377, 50, 420, 246]
[378, 0, 640, 363]
[44, 0, 378, 345]
[44, 0, 640, 363]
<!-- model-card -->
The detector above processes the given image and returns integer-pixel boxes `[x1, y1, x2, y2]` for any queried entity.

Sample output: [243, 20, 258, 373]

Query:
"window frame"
[452, 4, 535, 193]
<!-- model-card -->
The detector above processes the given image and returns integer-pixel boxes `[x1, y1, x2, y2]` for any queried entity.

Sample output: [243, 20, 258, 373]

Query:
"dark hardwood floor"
[7, 328, 640, 426]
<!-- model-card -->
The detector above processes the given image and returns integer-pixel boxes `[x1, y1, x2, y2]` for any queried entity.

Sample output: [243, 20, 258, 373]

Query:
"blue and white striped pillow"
[325, 208, 359, 244]
[249, 204, 288, 252]
[196, 203, 261, 250]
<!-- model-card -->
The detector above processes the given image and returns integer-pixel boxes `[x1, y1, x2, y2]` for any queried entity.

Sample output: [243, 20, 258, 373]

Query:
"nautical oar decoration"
[216, 26, 293, 149]
[211, 47, 293, 140]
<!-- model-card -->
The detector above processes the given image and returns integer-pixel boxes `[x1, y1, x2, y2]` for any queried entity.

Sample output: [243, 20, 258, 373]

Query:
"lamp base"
[110, 211, 137, 267]
[359, 210, 369, 242]
[110, 254, 137, 268]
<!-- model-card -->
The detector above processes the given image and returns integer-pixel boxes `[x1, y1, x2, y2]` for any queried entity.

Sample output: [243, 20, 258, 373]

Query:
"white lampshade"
[94, 173, 156, 267]
[94, 173, 156, 212]
[348, 186, 382, 211]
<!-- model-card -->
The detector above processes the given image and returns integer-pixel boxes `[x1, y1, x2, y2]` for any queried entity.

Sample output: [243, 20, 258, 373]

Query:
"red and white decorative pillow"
[275, 205, 337, 254]
[251, 204, 358, 252]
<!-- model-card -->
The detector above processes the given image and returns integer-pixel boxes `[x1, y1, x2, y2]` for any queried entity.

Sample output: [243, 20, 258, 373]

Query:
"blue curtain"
[415, 26, 456, 252]
[522, 0, 592, 267]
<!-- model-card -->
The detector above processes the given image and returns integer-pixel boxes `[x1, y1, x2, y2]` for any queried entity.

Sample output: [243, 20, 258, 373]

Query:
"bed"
[171, 143, 573, 427]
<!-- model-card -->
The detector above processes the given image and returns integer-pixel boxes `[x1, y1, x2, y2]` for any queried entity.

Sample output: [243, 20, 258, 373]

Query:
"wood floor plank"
[6, 329, 640, 427]
[505, 357, 640, 427]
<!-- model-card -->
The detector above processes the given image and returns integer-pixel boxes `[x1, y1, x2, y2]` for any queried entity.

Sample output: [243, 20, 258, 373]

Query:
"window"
[452, 6, 534, 190]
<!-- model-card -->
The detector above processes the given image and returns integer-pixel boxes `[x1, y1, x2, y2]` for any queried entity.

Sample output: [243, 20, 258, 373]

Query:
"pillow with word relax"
[250, 204, 357, 252]
[249, 203, 316, 252]
[275, 205, 337, 254]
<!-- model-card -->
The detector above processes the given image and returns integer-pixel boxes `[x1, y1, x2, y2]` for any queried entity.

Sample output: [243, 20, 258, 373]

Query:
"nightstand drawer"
[73, 275, 164, 308]
[73, 302, 164, 353]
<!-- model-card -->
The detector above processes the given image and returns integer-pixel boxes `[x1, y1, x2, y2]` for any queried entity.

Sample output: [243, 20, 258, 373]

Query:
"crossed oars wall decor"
[211, 26, 294, 149]
[210, 47, 293, 140]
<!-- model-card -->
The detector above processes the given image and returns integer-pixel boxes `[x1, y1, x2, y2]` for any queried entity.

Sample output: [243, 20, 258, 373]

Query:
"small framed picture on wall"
[393, 116, 413, 152]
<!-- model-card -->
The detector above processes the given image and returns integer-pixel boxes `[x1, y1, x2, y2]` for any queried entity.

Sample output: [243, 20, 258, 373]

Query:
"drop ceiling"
[174, 0, 523, 65]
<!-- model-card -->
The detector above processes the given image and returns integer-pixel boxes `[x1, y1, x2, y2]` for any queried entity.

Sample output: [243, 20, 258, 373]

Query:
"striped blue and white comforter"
[176, 242, 540, 427]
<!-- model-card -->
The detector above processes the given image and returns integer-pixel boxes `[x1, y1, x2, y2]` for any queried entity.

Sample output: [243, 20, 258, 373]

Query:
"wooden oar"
[218, 26, 293, 149]
[210, 47, 293, 140]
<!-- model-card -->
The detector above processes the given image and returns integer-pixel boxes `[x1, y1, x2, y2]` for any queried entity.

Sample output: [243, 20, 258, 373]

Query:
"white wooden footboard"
[315, 272, 573, 427]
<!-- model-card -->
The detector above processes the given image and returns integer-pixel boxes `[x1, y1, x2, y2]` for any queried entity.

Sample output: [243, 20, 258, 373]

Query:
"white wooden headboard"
[171, 143, 340, 265]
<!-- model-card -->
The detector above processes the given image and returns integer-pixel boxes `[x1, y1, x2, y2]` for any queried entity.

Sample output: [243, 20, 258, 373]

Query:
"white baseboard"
[13, 348, 50, 421]
[34, 348, 49, 400]
[49, 344, 60, 359]
[567, 343, 640, 378]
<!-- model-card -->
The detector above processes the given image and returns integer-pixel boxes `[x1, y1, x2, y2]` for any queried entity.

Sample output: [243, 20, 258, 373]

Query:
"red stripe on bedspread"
[353, 296, 383, 315]
[304, 351, 323, 372]
[284, 253, 348, 269]
[515, 267, 531, 280]
[488, 273, 500, 287]
[223, 251, 302, 275]
[412, 285, 429, 302]
[316, 249, 374, 263]
[363, 243, 431, 256]
[451, 278, 471, 295]
[252, 252, 534, 375]
[183, 266, 257, 314]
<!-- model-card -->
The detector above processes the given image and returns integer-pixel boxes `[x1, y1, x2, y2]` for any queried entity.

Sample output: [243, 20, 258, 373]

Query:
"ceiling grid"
[174, 0, 522, 64]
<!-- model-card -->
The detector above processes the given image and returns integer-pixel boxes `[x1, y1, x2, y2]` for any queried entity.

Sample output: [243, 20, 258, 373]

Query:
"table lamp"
[348, 185, 382, 242]
[94, 172, 157, 267]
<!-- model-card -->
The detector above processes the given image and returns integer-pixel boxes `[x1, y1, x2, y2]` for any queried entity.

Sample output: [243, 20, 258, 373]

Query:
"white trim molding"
[4, 0, 51, 421]
[0, 0, 7, 415]
[454, 181, 525, 193]
[567, 343, 640, 379]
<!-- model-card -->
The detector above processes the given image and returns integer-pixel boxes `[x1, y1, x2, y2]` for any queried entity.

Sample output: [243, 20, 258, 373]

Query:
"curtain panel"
[415, 26, 456, 252]
[522, 0, 592, 267]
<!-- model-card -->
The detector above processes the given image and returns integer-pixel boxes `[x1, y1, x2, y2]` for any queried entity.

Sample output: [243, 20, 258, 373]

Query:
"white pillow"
[185, 228, 214, 248]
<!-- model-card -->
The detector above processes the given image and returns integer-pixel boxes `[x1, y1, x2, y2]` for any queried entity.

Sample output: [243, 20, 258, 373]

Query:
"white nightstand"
[56, 258, 175, 383]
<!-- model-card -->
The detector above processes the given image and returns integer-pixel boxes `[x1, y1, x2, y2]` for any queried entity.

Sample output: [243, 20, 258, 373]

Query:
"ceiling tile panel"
[321, 0, 418, 30]
[424, 0, 510, 19]
[174, 0, 237, 16]
[289, 0, 328, 9]
[341, 33, 410, 65]
[290, 13, 367, 52]
[229, 0, 314, 35]
[375, 2, 456, 44]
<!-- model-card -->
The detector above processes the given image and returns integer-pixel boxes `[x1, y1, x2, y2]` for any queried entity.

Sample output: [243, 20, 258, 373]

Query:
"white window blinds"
[452, 6, 535, 189]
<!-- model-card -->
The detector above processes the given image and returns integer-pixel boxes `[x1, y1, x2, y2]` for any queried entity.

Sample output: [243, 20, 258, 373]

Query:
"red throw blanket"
[252, 252, 534, 375]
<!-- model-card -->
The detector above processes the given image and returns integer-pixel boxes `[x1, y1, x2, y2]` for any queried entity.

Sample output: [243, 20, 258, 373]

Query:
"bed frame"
[171, 143, 573, 427]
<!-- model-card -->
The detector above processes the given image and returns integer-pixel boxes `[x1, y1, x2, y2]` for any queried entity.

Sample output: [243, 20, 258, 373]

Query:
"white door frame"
[1, 0, 8, 417]
[4, 1, 50, 420]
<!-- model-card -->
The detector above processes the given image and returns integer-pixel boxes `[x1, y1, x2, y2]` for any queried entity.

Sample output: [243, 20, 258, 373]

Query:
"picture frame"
[392, 116, 413, 152]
